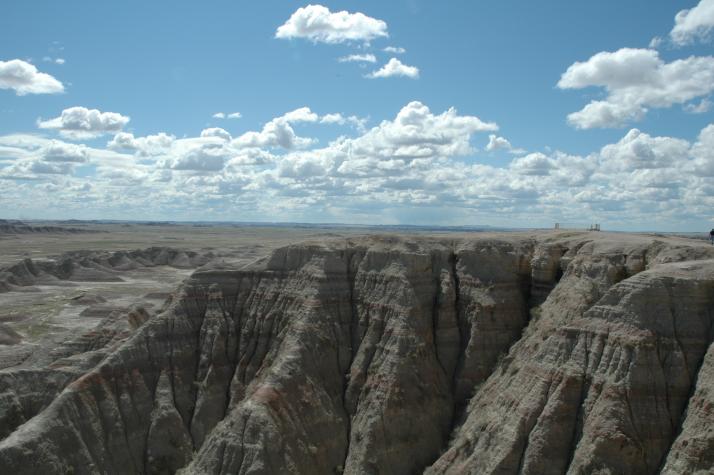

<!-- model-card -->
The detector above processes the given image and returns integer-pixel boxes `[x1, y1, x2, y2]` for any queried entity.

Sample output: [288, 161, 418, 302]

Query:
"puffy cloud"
[320, 113, 346, 124]
[320, 113, 368, 131]
[485, 134, 523, 153]
[159, 139, 231, 172]
[38, 106, 130, 139]
[272, 101, 499, 182]
[233, 121, 314, 150]
[200, 127, 232, 141]
[279, 151, 333, 178]
[598, 129, 690, 171]
[41, 141, 89, 163]
[383, 46, 406, 54]
[558, 48, 661, 90]
[367, 58, 419, 79]
[691, 124, 714, 175]
[233, 107, 318, 149]
[275, 4, 388, 44]
[280, 107, 319, 123]
[349, 101, 497, 159]
[166, 152, 225, 172]
[565, 101, 645, 130]
[670, 0, 714, 45]
[558, 48, 714, 128]
[0, 59, 64, 95]
[0, 134, 53, 159]
[509, 153, 556, 176]
[338, 53, 377, 63]
[6, 101, 714, 229]
[0, 138, 93, 178]
[107, 132, 175, 156]
[212, 112, 241, 119]
[226, 149, 277, 167]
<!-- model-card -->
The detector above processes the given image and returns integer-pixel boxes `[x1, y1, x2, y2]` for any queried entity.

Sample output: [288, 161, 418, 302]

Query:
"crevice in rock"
[564, 353, 592, 471]
[448, 250, 463, 391]
[656, 301, 714, 473]
[515, 377, 556, 474]
[341, 250, 359, 469]
[431, 252, 448, 379]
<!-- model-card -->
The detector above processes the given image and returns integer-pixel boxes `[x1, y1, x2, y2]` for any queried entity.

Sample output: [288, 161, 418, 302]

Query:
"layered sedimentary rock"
[0, 247, 212, 293]
[0, 232, 713, 474]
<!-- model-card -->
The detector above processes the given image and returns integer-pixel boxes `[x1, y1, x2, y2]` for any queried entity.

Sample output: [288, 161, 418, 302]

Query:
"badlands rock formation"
[0, 232, 713, 474]
[0, 247, 211, 293]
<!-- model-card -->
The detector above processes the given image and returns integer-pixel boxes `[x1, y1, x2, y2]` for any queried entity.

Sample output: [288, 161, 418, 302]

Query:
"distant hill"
[0, 219, 99, 235]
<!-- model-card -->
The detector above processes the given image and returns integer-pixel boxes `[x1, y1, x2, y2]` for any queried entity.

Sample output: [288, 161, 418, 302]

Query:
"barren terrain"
[0, 224, 713, 474]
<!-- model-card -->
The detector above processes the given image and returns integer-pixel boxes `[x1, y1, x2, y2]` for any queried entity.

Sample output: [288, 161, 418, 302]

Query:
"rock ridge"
[0, 247, 213, 293]
[0, 232, 713, 474]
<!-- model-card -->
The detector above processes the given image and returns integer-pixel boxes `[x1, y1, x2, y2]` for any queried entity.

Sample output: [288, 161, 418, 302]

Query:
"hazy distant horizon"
[2, 216, 709, 235]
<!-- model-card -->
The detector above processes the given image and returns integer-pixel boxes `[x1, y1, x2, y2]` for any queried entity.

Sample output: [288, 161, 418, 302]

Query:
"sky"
[1, 0, 714, 231]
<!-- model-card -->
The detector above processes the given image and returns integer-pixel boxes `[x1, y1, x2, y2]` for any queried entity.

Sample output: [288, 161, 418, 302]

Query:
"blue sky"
[1, 1, 714, 230]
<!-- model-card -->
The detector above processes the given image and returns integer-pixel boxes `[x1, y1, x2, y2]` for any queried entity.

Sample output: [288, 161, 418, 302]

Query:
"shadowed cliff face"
[1, 233, 713, 474]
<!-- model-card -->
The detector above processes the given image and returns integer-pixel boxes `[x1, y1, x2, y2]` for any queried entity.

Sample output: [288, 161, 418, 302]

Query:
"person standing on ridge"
[709, 228, 714, 244]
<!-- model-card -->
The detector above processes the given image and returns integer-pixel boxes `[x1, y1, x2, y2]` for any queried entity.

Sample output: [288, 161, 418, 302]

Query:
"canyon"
[0, 229, 713, 474]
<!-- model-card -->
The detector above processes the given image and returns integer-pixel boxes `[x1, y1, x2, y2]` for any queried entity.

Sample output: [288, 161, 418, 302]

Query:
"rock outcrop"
[0, 232, 713, 474]
[0, 247, 213, 293]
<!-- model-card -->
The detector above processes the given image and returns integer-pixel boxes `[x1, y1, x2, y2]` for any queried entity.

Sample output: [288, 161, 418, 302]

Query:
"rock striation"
[0, 232, 713, 474]
[0, 247, 213, 293]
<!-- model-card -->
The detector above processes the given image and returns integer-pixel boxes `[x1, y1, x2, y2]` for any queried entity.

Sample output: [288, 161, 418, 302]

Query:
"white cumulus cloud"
[0, 59, 64, 95]
[107, 132, 175, 156]
[558, 48, 714, 129]
[275, 4, 388, 44]
[159, 139, 232, 172]
[38, 106, 130, 139]
[486, 134, 520, 153]
[670, 0, 714, 45]
[510, 153, 556, 176]
[201, 127, 232, 141]
[281, 107, 319, 123]
[233, 107, 318, 150]
[353, 101, 498, 158]
[320, 113, 368, 131]
[41, 141, 89, 163]
[367, 58, 419, 79]
[10, 100, 714, 229]
[690, 124, 714, 176]
[599, 128, 690, 172]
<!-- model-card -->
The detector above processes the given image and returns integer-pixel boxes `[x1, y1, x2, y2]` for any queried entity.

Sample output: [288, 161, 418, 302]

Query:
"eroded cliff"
[0, 232, 713, 474]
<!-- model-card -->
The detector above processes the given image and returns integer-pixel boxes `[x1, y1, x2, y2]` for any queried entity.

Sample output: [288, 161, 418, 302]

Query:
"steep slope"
[427, 257, 714, 474]
[0, 232, 712, 474]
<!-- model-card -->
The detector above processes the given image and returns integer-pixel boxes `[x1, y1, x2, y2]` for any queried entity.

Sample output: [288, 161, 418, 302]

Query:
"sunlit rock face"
[1, 232, 714, 475]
